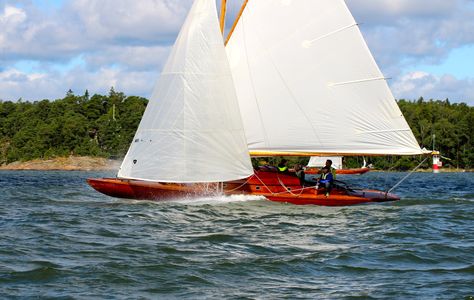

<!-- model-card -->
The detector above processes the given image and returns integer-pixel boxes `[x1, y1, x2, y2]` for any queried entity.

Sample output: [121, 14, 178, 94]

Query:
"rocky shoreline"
[0, 156, 121, 171]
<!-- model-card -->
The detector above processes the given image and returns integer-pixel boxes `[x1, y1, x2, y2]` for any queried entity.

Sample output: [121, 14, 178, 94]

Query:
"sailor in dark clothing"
[294, 164, 306, 186]
[318, 166, 334, 197]
[324, 159, 337, 180]
[278, 159, 289, 172]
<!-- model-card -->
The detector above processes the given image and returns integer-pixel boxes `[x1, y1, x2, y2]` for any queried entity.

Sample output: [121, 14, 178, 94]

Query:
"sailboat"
[88, 0, 427, 206]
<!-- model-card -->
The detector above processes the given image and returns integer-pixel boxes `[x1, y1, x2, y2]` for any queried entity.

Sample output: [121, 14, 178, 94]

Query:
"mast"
[219, 0, 227, 34]
[225, 0, 249, 45]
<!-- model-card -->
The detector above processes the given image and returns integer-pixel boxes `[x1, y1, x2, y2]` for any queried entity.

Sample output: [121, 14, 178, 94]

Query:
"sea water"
[0, 171, 473, 299]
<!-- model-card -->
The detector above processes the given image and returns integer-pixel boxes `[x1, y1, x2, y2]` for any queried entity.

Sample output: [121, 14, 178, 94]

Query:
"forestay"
[118, 0, 253, 183]
[226, 0, 424, 156]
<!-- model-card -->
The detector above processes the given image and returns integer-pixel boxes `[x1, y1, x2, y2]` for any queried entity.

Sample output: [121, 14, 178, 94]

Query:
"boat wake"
[173, 194, 266, 205]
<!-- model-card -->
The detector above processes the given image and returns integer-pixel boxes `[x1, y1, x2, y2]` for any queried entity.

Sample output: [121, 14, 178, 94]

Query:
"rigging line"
[273, 185, 317, 196]
[302, 23, 358, 48]
[253, 172, 319, 196]
[276, 174, 305, 197]
[386, 157, 429, 194]
[225, 175, 253, 192]
[328, 77, 389, 87]
[252, 172, 276, 195]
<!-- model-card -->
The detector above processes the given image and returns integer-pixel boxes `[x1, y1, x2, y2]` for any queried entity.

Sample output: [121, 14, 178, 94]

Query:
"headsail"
[226, 0, 423, 156]
[118, 0, 253, 183]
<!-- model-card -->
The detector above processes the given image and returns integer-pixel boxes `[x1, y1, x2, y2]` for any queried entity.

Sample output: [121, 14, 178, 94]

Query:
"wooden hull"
[305, 167, 370, 175]
[87, 171, 399, 206]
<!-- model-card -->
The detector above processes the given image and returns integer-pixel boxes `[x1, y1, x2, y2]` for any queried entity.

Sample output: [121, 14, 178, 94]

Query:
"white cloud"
[0, 0, 473, 105]
[346, 0, 474, 72]
[0, 0, 192, 62]
[0, 5, 26, 46]
[0, 66, 159, 101]
[84, 45, 171, 71]
[345, 0, 474, 103]
[392, 71, 474, 104]
[0, 5, 26, 22]
[70, 0, 192, 44]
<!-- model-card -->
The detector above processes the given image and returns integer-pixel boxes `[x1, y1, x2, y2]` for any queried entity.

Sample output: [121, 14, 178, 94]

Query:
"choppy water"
[0, 171, 473, 299]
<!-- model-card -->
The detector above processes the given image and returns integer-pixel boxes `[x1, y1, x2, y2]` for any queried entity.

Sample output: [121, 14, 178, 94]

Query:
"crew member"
[294, 164, 306, 186]
[318, 166, 334, 197]
[278, 159, 289, 172]
[324, 159, 337, 180]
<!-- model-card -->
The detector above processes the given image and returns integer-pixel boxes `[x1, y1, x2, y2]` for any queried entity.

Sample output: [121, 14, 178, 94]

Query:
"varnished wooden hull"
[87, 171, 399, 206]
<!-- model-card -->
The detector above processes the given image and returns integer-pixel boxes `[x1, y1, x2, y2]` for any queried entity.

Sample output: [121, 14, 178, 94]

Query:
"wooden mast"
[219, 0, 227, 35]
[225, 0, 249, 45]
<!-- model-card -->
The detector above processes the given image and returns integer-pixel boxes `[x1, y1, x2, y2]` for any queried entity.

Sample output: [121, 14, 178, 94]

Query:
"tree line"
[0, 91, 473, 170]
[0, 89, 147, 164]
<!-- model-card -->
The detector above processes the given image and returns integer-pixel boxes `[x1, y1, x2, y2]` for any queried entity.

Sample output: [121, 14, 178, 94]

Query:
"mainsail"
[226, 0, 423, 156]
[118, 0, 253, 182]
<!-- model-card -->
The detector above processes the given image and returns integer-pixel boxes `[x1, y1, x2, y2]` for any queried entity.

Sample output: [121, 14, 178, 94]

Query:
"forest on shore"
[0, 89, 473, 170]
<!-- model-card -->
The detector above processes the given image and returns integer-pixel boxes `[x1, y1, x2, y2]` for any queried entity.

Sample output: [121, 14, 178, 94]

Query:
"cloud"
[0, 0, 192, 62]
[0, 0, 190, 101]
[1, 0, 473, 105]
[0, 66, 159, 101]
[84, 45, 171, 72]
[69, 0, 192, 44]
[345, 0, 474, 103]
[346, 0, 474, 74]
[392, 71, 474, 104]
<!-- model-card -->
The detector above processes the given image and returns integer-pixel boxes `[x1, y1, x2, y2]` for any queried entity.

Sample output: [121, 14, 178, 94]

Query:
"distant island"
[1, 89, 472, 171]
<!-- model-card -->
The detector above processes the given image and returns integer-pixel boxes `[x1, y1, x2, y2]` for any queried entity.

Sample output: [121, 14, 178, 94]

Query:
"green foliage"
[0, 93, 472, 170]
[396, 98, 474, 169]
[0, 89, 147, 163]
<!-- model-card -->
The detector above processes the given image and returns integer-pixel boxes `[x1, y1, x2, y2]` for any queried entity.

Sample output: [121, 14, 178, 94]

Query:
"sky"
[0, 0, 473, 105]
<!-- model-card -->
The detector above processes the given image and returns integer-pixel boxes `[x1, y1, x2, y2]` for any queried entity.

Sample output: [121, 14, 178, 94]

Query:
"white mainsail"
[118, 0, 253, 183]
[226, 0, 424, 156]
